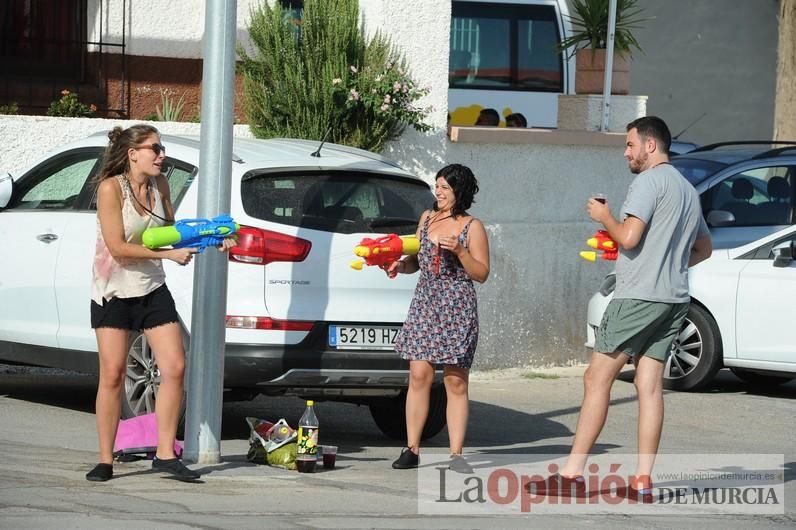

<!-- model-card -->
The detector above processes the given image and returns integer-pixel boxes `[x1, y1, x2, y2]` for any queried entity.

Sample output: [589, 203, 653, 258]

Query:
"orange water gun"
[580, 230, 618, 262]
[350, 234, 420, 270]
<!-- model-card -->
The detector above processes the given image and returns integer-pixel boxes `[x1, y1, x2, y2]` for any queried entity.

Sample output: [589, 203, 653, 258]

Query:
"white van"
[448, 0, 575, 128]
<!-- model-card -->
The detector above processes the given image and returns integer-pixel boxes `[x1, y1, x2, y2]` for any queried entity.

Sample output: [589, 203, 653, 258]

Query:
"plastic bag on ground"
[245, 417, 298, 470]
[113, 412, 183, 461]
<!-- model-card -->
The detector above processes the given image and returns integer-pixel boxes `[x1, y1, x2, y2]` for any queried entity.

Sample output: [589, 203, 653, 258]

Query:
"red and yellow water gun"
[350, 234, 420, 270]
[580, 230, 618, 262]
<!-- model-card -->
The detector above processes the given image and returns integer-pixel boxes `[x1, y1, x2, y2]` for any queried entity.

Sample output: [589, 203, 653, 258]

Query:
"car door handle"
[36, 233, 59, 243]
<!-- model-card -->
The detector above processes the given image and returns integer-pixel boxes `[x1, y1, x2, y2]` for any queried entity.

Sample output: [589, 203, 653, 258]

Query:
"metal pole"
[600, 0, 618, 132]
[183, 0, 237, 464]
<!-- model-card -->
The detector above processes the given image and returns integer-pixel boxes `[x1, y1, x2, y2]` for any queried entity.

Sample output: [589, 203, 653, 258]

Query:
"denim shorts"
[594, 298, 689, 362]
[90, 284, 180, 331]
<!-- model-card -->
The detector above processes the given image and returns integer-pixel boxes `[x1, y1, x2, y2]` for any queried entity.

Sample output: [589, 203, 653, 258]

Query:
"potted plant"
[559, 0, 647, 94]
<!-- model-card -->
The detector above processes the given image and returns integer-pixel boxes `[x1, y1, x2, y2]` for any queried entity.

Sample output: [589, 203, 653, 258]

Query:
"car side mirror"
[773, 240, 795, 268]
[706, 209, 735, 227]
[0, 172, 13, 209]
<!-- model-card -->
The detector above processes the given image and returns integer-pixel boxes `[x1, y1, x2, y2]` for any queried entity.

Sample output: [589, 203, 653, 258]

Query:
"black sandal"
[392, 447, 419, 469]
[152, 457, 201, 480]
[86, 463, 113, 482]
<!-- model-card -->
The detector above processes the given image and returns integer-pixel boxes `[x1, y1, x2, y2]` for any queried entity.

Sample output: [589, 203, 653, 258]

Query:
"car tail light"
[229, 225, 311, 265]
[226, 315, 314, 331]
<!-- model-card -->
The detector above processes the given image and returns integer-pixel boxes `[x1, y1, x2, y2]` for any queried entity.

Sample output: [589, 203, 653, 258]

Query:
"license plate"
[328, 325, 400, 350]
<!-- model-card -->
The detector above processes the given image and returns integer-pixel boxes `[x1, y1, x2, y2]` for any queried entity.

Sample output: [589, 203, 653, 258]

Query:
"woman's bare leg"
[94, 327, 129, 464]
[444, 366, 470, 454]
[405, 360, 434, 452]
[143, 322, 186, 459]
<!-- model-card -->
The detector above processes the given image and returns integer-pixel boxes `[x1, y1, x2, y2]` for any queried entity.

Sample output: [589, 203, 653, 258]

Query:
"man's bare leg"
[633, 354, 665, 478]
[560, 350, 629, 477]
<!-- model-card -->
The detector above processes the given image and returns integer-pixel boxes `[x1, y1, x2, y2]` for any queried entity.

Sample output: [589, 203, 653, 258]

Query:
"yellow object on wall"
[449, 105, 514, 127]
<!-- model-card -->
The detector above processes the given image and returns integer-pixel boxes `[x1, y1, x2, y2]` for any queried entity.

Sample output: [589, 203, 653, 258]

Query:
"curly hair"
[433, 163, 479, 217]
[95, 124, 160, 183]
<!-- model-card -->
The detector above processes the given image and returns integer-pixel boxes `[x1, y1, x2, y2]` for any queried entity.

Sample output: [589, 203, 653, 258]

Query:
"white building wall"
[87, 0, 261, 58]
[359, 1, 451, 129]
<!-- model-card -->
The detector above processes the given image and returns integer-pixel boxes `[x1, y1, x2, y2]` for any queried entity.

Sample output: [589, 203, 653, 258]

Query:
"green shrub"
[47, 90, 96, 117]
[188, 106, 201, 123]
[238, 0, 431, 153]
[156, 90, 186, 122]
[0, 102, 19, 115]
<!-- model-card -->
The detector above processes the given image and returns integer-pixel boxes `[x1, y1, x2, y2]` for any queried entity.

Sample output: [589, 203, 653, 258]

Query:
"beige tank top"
[91, 175, 167, 304]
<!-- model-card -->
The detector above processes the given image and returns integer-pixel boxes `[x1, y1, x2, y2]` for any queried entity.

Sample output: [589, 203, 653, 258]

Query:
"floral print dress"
[394, 214, 478, 369]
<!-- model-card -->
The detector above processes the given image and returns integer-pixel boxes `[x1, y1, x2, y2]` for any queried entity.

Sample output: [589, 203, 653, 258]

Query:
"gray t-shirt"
[614, 163, 710, 303]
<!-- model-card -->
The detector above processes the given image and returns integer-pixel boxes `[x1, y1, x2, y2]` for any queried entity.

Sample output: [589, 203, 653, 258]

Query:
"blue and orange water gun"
[142, 214, 239, 253]
[580, 230, 618, 262]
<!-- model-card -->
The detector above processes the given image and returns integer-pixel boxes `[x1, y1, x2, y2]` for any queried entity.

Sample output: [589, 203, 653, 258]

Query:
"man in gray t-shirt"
[615, 162, 710, 303]
[554, 117, 713, 497]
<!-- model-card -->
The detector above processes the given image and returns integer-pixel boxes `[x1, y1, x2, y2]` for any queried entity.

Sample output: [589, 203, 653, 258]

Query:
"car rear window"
[671, 158, 727, 186]
[240, 171, 434, 235]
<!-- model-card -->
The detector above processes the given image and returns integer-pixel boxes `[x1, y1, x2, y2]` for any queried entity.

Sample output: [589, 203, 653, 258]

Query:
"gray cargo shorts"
[594, 298, 689, 362]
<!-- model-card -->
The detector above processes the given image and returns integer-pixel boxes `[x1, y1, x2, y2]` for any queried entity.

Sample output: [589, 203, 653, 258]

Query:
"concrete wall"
[0, 115, 630, 369]
[391, 130, 628, 367]
[563, 0, 780, 145]
[0, 116, 253, 176]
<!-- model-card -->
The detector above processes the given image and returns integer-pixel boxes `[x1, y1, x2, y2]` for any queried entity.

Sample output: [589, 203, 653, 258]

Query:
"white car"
[585, 224, 796, 390]
[0, 133, 447, 439]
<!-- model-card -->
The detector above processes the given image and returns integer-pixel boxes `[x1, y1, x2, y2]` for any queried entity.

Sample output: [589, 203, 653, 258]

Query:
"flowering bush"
[239, 0, 432, 153]
[332, 61, 432, 140]
[46, 90, 96, 118]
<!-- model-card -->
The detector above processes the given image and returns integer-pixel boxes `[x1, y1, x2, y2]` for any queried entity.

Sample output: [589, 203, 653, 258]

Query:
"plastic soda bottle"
[297, 400, 319, 458]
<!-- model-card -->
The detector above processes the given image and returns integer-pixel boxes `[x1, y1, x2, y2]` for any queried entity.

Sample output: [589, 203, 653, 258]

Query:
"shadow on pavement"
[0, 366, 96, 414]
[220, 393, 626, 461]
[3, 364, 793, 463]
[617, 367, 796, 399]
[1, 366, 583, 454]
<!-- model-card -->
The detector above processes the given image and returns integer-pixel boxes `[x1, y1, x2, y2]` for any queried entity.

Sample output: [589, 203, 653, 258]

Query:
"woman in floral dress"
[388, 164, 490, 473]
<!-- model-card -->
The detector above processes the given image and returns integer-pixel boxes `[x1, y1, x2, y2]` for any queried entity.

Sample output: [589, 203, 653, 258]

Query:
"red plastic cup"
[320, 445, 337, 469]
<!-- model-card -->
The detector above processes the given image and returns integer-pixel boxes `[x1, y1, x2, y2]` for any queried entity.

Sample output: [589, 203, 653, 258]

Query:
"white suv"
[0, 133, 446, 439]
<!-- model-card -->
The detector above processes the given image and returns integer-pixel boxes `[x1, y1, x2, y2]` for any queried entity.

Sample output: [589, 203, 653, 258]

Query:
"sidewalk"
[0, 366, 584, 529]
[1, 365, 793, 529]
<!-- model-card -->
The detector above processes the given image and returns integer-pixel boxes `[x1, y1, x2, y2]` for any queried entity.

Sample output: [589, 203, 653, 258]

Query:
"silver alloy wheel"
[125, 333, 160, 416]
[664, 318, 703, 381]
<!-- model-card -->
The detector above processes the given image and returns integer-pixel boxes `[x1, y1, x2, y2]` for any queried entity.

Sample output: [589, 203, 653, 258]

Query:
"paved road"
[0, 364, 794, 529]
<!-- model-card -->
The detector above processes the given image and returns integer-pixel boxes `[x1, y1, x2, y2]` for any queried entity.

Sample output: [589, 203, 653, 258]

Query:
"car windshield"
[670, 158, 727, 186]
[240, 171, 434, 235]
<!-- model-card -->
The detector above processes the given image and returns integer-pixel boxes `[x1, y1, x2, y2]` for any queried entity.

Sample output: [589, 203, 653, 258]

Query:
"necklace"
[125, 175, 171, 222]
[429, 212, 453, 226]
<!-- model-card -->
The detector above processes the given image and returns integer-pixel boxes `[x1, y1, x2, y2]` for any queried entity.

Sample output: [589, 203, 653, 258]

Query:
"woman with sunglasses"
[86, 124, 233, 482]
[386, 164, 490, 474]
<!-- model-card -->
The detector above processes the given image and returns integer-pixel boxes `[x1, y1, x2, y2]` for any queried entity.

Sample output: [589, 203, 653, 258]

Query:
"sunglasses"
[135, 143, 166, 155]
